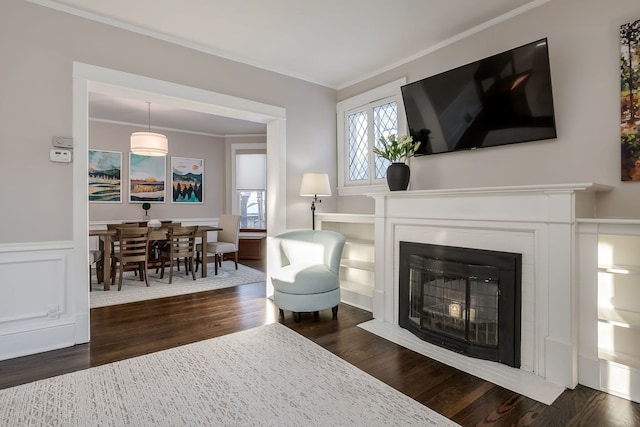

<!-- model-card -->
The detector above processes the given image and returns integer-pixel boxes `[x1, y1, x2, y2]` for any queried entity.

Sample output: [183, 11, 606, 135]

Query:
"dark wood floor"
[1, 261, 638, 426]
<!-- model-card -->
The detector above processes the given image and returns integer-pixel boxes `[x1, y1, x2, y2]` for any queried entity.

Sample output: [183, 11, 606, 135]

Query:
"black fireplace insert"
[399, 241, 521, 368]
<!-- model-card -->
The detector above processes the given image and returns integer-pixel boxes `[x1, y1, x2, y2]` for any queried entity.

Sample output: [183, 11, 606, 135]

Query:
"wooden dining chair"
[106, 223, 140, 256]
[104, 222, 141, 282]
[111, 226, 150, 291]
[159, 225, 197, 283]
[154, 221, 182, 270]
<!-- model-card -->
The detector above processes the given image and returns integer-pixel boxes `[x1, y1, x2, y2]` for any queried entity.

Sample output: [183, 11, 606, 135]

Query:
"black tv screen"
[401, 38, 557, 156]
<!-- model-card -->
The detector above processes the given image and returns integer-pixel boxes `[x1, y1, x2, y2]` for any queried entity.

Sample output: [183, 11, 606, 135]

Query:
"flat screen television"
[401, 38, 557, 156]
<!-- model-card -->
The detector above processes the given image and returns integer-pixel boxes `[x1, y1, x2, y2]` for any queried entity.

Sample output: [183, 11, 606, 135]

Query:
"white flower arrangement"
[372, 134, 421, 163]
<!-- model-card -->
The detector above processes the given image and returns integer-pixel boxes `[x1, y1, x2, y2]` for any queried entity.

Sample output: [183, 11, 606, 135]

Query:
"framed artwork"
[88, 149, 122, 203]
[129, 153, 166, 203]
[171, 157, 204, 203]
[621, 18, 640, 180]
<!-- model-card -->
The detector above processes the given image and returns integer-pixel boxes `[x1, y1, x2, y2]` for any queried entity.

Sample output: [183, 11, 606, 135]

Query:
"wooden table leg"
[101, 235, 111, 291]
[200, 229, 208, 278]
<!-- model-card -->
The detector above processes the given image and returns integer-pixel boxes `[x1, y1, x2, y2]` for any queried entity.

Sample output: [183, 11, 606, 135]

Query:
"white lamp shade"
[300, 173, 332, 197]
[130, 132, 168, 156]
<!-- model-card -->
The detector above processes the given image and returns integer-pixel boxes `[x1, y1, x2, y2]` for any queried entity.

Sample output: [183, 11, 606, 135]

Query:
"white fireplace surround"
[361, 183, 611, 404]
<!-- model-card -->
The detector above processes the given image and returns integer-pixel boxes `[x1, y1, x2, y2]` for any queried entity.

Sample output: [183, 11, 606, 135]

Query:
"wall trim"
[0, 240, 73, 253]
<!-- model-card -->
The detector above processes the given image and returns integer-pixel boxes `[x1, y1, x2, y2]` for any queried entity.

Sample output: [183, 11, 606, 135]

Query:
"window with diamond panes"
[348, 110, 369, 181]
[373, 102, 397, 179]
[337, 80, 405, 193]
[346, 100, 398, 185]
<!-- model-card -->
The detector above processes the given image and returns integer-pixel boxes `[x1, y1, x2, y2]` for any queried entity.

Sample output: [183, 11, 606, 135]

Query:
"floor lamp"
[300, 173, 332, 230]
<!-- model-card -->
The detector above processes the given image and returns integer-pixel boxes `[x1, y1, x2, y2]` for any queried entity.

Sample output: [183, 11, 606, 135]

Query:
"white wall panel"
[0, 242, 76, 361]
[0, 255, 66, 323]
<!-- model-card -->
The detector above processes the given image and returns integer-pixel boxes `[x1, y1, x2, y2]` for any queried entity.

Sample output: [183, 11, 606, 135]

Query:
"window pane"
[373, 102, 397, 179]
[238, 190, 266, 229]
[348, 110, 369, 181]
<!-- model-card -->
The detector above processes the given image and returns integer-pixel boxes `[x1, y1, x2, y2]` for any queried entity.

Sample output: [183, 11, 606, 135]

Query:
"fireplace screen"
[408, 258, 499, 346]
[400, 242, 521, 368]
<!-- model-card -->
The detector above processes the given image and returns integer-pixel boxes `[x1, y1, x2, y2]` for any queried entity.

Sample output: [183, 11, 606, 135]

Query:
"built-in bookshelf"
[578, 219, 640, 403]
[596, 233, 640, 371]
[316, 213, 374, 312]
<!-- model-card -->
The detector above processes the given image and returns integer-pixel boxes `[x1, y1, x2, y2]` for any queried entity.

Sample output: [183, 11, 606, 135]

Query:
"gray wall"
[0, 0, 337, 244]
[88, 121, 227, 222]
[4, 0, 640, 245]
[338, 0, 640, 218]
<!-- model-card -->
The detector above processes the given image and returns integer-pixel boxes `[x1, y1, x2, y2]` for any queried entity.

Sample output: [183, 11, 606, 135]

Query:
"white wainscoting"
[1, 218, 222, 362]
[0, 241, 79, 361]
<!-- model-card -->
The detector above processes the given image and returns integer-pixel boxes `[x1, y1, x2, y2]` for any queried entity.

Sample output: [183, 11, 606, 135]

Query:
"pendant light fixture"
[130, 102, 168, 156]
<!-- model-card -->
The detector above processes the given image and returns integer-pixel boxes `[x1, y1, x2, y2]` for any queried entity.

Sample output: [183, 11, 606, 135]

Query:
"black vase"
[386, 162, 410, 191]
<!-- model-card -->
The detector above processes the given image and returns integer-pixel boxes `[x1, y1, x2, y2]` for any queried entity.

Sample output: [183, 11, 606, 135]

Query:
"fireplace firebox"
[399, 242, 522, 368]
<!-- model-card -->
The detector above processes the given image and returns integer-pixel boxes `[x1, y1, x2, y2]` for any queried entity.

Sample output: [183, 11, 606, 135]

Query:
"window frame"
[336, 78, 407, 196]
[230, 142, 267, 230]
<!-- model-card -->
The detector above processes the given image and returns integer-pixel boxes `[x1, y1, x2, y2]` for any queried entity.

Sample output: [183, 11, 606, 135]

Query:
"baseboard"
[0, 319, 77, 361]
[340, 287, 372, 312]
[598, 359, 640, 403]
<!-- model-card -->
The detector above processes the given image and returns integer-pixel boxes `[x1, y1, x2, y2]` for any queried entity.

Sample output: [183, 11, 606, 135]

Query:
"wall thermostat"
[52, 136, 73, 148]
[50, 149, 72, 163]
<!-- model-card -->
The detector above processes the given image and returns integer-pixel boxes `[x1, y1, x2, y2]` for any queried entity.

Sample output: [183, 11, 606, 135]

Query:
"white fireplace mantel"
[364, 183, 611, 403]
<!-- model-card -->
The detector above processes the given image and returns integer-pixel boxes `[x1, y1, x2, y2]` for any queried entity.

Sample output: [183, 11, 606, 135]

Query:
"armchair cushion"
[271, 263, 340, 295]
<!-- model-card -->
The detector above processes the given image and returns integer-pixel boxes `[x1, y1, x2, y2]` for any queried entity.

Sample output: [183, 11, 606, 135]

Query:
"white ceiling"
[89, 92, 267, 136]
[39, 0, 549, 135]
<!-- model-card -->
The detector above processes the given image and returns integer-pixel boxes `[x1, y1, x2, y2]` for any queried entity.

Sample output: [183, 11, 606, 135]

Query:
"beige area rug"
[90, 262, 265, 308]
[0, 324, 458, 426]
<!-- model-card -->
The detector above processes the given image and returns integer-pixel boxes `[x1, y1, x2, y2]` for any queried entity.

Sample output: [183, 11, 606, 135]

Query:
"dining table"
[89, 225, 221, 291]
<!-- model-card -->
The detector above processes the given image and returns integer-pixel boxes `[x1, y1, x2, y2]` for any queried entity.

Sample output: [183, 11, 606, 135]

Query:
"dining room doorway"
[73, 63, 287, 343]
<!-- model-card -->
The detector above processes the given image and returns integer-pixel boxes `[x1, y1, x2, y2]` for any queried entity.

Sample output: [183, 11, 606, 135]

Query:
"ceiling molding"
[337, 0, 554, 90]
[28, 0, 334, 88]
[32, 0, 552, 91]
[89, 118, 266, 139]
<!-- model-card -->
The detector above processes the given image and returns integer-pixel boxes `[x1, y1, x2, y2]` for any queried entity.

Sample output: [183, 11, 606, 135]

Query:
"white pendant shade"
[300, 173, 332, 197]
[131, 102, 168, 156]
[130, 132, 168, 156]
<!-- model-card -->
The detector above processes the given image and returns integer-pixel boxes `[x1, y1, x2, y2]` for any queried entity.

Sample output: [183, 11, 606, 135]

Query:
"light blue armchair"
[269, 230, 346, 322]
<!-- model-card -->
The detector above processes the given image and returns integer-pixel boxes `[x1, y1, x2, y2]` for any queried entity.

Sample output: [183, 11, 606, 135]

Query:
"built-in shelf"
[345, 238, 374, 246]
[316, 213, 375, 312]
[340, 259, 375, 272]
[598, 264, 640, 275]
[579, 221, 640, 402]
[598, 348, 640, 371]
[340, 280, 375, 297]
[598, 307, 640, 330]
